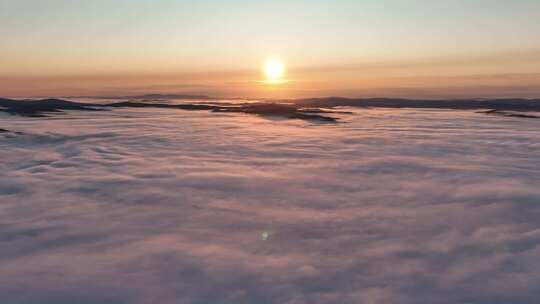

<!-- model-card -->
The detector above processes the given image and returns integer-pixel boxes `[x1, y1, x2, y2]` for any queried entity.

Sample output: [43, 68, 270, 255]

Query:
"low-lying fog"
[1, 107, 539, 304]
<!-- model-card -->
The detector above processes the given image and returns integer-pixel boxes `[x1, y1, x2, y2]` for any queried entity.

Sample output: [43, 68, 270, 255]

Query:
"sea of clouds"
[1, 107, 539, 304]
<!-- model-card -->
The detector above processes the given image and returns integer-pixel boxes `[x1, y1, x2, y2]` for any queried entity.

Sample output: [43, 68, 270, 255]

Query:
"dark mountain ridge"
[0, 98, 338, 122]
[66, 94, 211, 100]
[295, 97, 540, 111]
[1, 97, 539, 121]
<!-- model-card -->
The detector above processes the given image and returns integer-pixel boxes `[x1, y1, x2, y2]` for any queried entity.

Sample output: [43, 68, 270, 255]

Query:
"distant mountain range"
[67, 94, 212, 100]
[1, 97, 539, 121]
[0, 97, 338, 121]
[296, 97, 540, 111]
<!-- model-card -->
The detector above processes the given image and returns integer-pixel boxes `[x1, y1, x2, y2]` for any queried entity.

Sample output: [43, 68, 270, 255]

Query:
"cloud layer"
[1, 107, 539, 303]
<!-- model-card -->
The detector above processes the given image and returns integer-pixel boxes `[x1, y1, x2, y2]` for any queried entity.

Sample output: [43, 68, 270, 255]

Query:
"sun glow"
[264, 59, 285, 83]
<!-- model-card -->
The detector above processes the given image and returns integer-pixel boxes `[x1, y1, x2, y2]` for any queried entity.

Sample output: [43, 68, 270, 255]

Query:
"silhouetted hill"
[2, 96, 539, 121]
[212, 103, 338, 122]
[0, 98, 338, 122]
[296, 97, 540, 111]
[0, 98, 100, 117]
[481, 109, 540, 119]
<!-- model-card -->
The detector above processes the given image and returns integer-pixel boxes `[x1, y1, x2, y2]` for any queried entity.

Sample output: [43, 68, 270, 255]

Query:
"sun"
[264, 59, 285, 81]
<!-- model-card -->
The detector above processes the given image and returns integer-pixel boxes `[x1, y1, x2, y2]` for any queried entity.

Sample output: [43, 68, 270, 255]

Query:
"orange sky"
[1, 1, 540, 99]
[3, 51, 540, 99]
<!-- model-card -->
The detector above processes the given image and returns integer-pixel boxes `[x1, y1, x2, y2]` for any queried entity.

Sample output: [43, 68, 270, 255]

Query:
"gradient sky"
[1, 0, 540, 98]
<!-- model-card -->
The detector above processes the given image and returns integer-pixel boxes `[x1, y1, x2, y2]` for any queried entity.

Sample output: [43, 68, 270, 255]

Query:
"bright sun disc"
[264, 59, 285, 80]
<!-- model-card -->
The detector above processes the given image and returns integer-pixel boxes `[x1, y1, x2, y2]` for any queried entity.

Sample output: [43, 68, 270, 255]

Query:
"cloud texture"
[1, 107, 539, 303]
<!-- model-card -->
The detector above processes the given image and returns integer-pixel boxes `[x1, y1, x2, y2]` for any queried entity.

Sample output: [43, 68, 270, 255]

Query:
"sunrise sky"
[2, 0, 540, 98]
